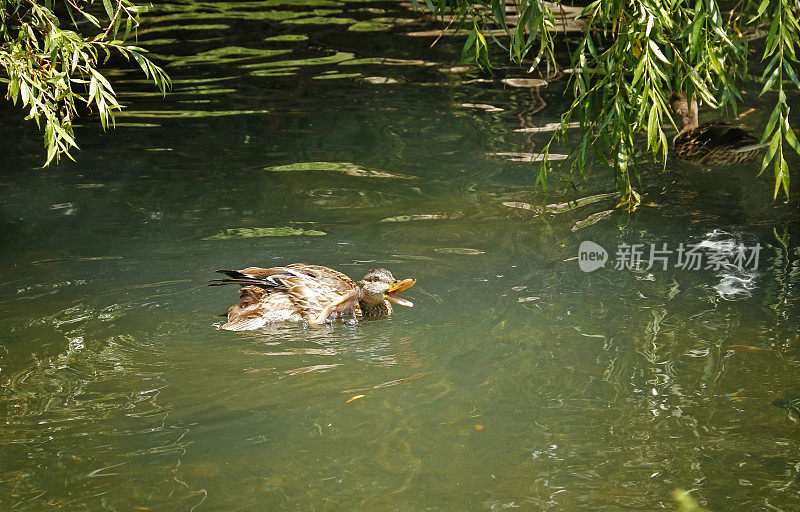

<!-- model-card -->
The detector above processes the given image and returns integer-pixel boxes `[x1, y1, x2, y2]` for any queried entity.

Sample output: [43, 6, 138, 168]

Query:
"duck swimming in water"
[669, 92, 767, 165]
[209, 264, 415, 330]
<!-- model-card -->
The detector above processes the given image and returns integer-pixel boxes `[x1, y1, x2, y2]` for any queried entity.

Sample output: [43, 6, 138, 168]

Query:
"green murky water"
[1, 1, 800, 510]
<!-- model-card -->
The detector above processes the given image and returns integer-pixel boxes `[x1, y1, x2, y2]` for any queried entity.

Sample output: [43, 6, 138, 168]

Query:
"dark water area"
[1, 1, 800, 510]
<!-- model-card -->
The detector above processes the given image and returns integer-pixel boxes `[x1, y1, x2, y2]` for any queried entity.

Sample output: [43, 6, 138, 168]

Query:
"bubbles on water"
[714, 272, 756, 300]
[696, 229, 759, 300]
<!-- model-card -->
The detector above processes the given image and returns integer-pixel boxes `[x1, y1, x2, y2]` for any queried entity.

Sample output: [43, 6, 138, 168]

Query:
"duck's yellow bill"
[386, 278, 415, 307]
[388, 278, 416, 293]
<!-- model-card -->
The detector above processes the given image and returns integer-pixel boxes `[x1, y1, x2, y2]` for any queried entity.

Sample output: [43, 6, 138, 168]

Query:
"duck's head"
[357, 268, 416, 312]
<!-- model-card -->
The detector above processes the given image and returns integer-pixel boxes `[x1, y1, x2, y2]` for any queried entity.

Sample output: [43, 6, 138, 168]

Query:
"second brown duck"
[669, 92, 767, 165]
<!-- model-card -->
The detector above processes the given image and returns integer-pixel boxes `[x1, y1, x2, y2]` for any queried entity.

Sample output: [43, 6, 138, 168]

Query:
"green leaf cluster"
[756, 0, 800, 199]
[415, 0, 800, 205]
[0, 0, 170, 165]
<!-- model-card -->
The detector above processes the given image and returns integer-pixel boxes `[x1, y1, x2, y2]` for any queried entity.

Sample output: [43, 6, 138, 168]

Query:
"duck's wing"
[287, 264, 357, 293]
[277, 271, 358, 322]
[210, 265, 313, 289]
[693, 122, 758, 149]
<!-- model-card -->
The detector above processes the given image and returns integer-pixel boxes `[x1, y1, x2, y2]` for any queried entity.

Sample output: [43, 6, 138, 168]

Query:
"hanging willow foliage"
[0, 0, 170, 165]
[412, 0, 800, 206]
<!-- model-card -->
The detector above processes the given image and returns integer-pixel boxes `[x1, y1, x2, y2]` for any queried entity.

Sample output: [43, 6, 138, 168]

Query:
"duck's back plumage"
[211, 264, 360, 330]
[673, 122, 764, 165]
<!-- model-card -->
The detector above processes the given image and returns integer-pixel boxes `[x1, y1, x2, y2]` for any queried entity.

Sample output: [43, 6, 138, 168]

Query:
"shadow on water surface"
[1, 0, 800, 511]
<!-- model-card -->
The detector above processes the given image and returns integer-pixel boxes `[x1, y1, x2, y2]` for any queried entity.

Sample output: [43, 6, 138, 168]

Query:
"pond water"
[1, 1, 800, 511]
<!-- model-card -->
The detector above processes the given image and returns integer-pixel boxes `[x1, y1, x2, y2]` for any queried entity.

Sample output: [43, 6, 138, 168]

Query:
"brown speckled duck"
[209, 264, 415, 331]
[669, 92, 767, 165]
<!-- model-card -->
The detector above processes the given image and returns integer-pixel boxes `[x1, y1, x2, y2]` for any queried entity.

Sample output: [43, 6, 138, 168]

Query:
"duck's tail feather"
[209, 269, 289, 289]
[733, 141, 769, 153]
[208, 278, 267, 286]
[213, 269, 254, 280]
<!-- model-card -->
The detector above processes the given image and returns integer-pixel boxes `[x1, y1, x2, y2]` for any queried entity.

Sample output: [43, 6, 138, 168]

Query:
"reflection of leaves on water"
[545, 192, 617, 214]
[138, 38, 180, 46]
[434, 248, 485, 255]
[312, 72, 361, 80]
[514, 121, 580, 133]
[667, 279, 681, 300]
[264, 34, 309, 41]
[380, 214, 453, 222]
[460, 102, 504, 112]
[502, 201, 533, 211]
[118, 86, 238, 98]
[341, 371, 429, 393]
[241, 348, 339, 357]
[29, 255, 121, 264]
[571, 210, 614, 232]
[148, 10, 310, 23]
[348, 21, 393, 31]
[251, 67, 299, 77]
[501, 78, 547, 87]
[284, 364, 342, 376]
[338, 57, 436, 67]
[243, 52, 355, 70]
[117, 109, 271, 119]
[202, 227, 326, 240]
[14, 279, 87, 299]
[138, 24, 231, 36]
[49, 202, 77, 215]
[502, 193, 617, 234]
[489, 152, 568, 162]
[160, 47, 291, 67]
[282, 16, 355, 25]
[361, 76, 399, 84]
[265, 161, 406, 178]
[504, 198, 616, 215]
